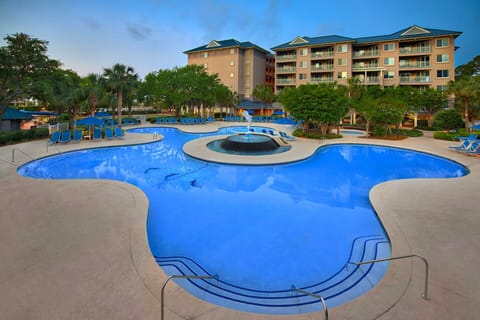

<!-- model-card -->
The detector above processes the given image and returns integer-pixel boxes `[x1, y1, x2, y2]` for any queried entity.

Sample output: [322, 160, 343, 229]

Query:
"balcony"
[353, 50, 379, 58]
[276, 54, 297, 61]
[399, 46, 431, 54]
[399, 76, 431, 83]
[311, 64, 334, 72]
[352, 63, 380, 71]
[276, 78, 296, 85]
[399, 62, 431, 69]
[354, 77, 380, 84]
[310, 77, 334, 83]
[276, 66, 297, 73]
[311, 51, 334, 59]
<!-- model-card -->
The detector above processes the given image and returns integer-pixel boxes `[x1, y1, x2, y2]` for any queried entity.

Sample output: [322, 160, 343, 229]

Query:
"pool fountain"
[206, 112, 291, 155]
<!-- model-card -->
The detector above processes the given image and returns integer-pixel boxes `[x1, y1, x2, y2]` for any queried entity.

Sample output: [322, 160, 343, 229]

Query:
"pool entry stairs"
[155, 235, 390, 315]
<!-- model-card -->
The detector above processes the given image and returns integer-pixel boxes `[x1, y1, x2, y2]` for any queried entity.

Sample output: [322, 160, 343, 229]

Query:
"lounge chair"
[59, 131, 71, 143]
[449, 139, 474, 152]
[114, 127, 125, 139]
[461, 140, 480, 156]
[279, 131, 296, 141]
[105, 127, 114, 139]
[47, 131, 61, 144]
[72, 129, 82, 143]
[93, 128, 102, 141]
[456, 133, 478, 141]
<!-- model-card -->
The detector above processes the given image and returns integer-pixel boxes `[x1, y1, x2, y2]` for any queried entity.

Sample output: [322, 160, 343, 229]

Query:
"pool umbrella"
[76, 116, 105, 126]
[76, 116, 105, 138]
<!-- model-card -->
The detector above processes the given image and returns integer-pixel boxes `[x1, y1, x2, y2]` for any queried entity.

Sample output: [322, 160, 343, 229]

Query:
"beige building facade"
[272, 25, 461, 93]
[184, 40, 274, 100]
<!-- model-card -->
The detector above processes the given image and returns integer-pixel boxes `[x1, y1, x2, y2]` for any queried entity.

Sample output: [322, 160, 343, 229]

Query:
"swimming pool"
[17, 126, 467, 314]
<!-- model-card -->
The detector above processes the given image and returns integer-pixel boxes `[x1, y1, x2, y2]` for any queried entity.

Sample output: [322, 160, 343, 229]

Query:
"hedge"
[0, 128, 50, 146]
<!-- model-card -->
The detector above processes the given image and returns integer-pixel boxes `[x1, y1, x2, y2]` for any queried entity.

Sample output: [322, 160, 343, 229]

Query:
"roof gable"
[401, 25, 430, 36]
[289, 36, 309, 45]
[206, 40, 221, 48]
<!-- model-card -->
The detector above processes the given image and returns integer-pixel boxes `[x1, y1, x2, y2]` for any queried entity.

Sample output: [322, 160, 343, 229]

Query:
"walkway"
[0, 122, 478, 319]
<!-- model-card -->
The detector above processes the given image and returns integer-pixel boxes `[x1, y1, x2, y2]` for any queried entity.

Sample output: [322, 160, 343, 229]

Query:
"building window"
[383, 43, 395, 51]
[299, 61, 307, 68]
[299, 48, 308, 56]
[436, 39, 449, 48]
[230, 72, 234, 78]
[299, 73, 307, 80]
[384, 71, 394, 79]
[201, 52, 208, 58]
[337, 58, 346, 66]
[230, 60, 235, 66]
[436, 54, 449, 63]
[384, 57, 395, 65]
[337, 71, 347, 79]
[337, 44, 348, 53]
[437, 70, 449, 78]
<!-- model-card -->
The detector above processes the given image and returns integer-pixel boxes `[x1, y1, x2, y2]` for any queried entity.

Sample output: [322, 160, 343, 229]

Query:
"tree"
[434, 110, 464, 132]
[279, 83, 349, 135]
[412, 88, 447, 127]
[448, 76, 480, 130]
[0, 33, 60, 117]
[253, 83, 275, 115]
[82, 73, 104, 116]
[103, 64, 138, 126]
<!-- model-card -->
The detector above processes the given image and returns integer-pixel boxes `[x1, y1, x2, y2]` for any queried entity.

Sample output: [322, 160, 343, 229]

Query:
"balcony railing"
[354, 77, 380, 84]
[399, 47, 431, 54]
[399, 76, 431, 83]
[353, 50, 379, 58]
[276, 54, 297, 61]
[310, 77, 334, 83]
[399, 62, 431, 69]
[311, 51, 334, 59]
[276, 79, 296, 85]
[311, 65, 334, 72]
[352, 63, 380, 70]
[276, 67, 297, 73]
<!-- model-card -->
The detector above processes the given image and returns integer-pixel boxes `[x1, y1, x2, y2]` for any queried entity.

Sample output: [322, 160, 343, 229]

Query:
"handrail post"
[291, 286, 328, 320]
[354, 254, 429, 300]
[161, 274, 213, 320]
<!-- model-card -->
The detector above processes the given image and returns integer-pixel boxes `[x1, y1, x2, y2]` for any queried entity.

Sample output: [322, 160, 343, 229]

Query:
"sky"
[1, 0, 479, 79]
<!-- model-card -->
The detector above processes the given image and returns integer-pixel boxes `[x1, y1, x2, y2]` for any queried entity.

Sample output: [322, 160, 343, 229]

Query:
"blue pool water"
[17, 126, 467, 314]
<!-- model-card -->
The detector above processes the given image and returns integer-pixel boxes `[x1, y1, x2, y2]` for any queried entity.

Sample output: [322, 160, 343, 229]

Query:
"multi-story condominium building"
[271, 25, 461, 93]
[184, 39, 274, 100]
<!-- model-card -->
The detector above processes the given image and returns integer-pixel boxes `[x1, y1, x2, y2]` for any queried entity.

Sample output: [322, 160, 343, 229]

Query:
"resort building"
[271, 25, 462, 93]
[184, 39, 274, 100]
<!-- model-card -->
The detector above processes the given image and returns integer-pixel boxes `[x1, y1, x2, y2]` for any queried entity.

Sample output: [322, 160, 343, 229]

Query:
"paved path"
[0, 123, 478, 319]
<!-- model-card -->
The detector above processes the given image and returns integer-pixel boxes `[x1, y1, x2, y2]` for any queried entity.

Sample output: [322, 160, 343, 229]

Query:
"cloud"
[126, 22, 152, 41]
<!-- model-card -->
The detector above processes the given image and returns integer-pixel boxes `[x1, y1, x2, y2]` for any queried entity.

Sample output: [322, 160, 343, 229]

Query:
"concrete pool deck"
[0, 122, 478, 319]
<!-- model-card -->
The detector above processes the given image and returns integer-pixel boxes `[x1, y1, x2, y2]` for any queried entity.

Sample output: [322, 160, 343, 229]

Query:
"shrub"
[0, 128, 49, 146]
[292, 129, 341, 139]
[372, 125, 387, 137]
[433, 110, 464, 131]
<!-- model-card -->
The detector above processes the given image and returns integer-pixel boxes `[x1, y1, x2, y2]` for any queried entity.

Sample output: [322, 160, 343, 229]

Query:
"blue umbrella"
[76, 116, 105, 126]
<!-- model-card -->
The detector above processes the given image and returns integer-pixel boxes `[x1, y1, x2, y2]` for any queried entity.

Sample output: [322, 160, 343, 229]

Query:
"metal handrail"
[291, 286, 328, 320]
[11, 147, 35, 163]
[354, 254, 429, 300]
[161, 274, 214, 320]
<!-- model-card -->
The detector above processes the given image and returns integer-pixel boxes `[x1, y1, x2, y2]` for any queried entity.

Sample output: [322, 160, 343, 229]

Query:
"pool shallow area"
[17, 126, 468, 315]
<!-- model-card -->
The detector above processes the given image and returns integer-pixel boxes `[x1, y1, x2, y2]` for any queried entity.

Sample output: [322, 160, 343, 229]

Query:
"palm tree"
[82, 73, 104, 116]
[253, 84, 275, 116]
[448, 77, 479, 131]
[103, 64, 138, 127]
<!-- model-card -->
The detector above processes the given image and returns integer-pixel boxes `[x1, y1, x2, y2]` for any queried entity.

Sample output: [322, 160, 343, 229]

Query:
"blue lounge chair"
[93, 128, 102, 141]
[279, 131, 296, 141]
[105, 127, 114, 139]
[114, 127, 124, 139]
[59, 131, 71, 143]
[72, 129, 82, 143]
[47, 131, 61, 144]
[449, 139, 473, 151]
[461, 140, 480, 155]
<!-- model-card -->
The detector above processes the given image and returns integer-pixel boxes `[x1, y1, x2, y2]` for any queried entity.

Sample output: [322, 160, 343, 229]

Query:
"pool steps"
[155, 235, 390, 314]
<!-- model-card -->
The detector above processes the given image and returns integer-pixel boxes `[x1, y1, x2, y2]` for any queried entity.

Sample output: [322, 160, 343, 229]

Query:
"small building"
[0, 107, 33, 132]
